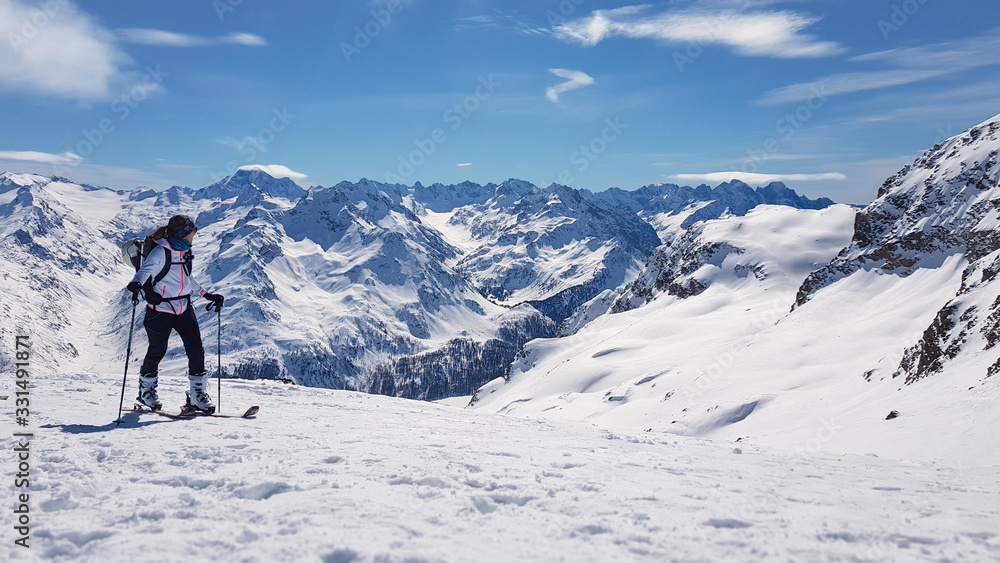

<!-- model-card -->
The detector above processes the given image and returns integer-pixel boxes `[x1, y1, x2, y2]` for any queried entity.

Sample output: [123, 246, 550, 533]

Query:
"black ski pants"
[139, 305, 205, 377]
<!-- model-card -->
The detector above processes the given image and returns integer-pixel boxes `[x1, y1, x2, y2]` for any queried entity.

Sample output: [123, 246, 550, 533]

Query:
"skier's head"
[168, 215, 197, 239]
[155, 215, 197, 241]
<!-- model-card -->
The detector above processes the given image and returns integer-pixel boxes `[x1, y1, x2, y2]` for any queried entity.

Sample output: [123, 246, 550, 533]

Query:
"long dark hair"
[152, 214, 197, 240]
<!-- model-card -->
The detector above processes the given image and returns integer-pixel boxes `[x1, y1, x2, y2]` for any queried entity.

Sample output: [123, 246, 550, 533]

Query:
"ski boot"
[184, 372, 216, 415]
[136, 373, 162, 411]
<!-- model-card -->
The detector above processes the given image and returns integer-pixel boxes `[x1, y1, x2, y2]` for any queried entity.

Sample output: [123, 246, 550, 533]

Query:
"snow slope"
[3, 369, 999, 562]
[472, 203, 1000, 467]
[471, 115, 1000, 468]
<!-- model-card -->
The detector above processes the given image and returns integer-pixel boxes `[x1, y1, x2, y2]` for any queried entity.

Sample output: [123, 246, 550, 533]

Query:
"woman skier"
[126, 214, 225, 414]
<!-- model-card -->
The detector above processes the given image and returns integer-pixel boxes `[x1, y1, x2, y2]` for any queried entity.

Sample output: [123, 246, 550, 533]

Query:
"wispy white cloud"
[546, 68, 595, 103]
[554, 5, 843, 58]
[115, 29, 267, 47]
[456, 163, 473, 167]
[455, 15, 496, 28]
[0, 150, 85, 165]
[455, 14, 551, 37]
[672, 171, 847, 184]
[757, 69, 947, 105]
[759, 28, 1000, 105]
[852, 31, 1000, 69]
[0, 0, 133, 102]
[220, 32, 267, 46]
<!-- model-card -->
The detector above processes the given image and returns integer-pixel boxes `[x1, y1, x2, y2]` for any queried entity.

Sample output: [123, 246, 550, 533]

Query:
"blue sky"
[0, 0, 998, 203]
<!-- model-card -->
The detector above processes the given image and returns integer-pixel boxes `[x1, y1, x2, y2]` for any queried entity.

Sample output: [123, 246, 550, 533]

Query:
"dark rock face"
[892, 246, 1000, 384]
[362, 309, 556, 400]
[896, 303, 965, 384]
[612, 228, 745, 313]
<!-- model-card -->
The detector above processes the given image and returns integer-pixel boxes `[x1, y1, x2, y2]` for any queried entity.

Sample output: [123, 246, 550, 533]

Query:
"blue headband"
[177, 219, 196, 238]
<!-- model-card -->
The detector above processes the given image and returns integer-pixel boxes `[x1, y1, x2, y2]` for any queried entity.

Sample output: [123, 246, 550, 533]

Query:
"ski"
[131, 404, 259, 419]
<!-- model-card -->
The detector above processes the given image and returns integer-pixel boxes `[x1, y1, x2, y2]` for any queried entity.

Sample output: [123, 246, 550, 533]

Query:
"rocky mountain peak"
[495, 178, 538, 199]
[788, 113, 1000, 386]
[0, 171, 50, 190]
[796, 114, 1000, 309]
[196, 166, 307, 202]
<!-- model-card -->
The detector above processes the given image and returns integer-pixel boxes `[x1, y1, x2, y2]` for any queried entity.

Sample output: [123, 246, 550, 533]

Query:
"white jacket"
[131, 238, 207, 315]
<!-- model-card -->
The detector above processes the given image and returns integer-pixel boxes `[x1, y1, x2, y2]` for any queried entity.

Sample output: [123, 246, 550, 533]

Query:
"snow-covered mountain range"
[4, 113, 999, 467]
[471, 114, 1000, 466]
[0, 165, 831, 401]
[590, 179, 835, 240]
[412, 180, 662, 323]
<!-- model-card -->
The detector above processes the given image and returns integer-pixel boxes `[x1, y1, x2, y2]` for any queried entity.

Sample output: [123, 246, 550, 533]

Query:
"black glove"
[141, 279, 164, 305]
[126, 281, 142, 303]
[204, 293, 225, 312]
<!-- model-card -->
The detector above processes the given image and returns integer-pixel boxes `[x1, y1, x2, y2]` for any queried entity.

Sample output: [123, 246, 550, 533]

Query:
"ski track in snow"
[4, 372, 999, 562]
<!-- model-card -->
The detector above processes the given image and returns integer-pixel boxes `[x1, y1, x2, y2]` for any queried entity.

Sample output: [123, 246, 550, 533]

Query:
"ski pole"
[217, 305, 222, 411]
[116, 295, 139, 426]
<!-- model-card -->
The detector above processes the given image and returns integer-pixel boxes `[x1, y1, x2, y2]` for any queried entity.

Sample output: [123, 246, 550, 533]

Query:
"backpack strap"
[152, 246, 172, 286]
[150, 246, 194, 286]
